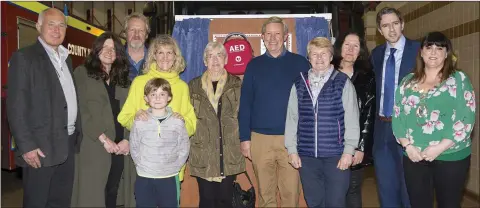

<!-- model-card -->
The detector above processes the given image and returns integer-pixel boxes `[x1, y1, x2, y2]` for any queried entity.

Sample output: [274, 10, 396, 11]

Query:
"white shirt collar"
[386, 35, 406, 52]
[38, 36, 69, 61]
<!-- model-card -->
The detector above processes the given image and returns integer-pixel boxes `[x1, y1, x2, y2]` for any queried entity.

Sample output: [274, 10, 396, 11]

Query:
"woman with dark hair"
[71, 31, 132, 208]
[332, 31, 375, 208]
[392, 31, 476, 208]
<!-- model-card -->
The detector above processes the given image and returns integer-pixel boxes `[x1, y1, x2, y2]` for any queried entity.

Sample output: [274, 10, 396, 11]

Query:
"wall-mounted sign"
[67, 43, 91, 57]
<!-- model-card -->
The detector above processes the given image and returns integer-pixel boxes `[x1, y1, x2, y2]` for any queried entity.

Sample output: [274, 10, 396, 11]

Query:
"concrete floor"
[2, 167, 479, 207]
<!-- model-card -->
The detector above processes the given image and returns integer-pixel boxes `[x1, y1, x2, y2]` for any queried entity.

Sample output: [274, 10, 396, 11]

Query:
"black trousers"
[196, 175, 236, 208]
[346, 168, 365, 208]
[22, 135, 75, 208]
[105, 154, 124, 208]
[403, 155, 470, 208]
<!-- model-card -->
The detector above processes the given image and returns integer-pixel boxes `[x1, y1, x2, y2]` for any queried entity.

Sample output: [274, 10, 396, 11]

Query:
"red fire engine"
[1, 1, 107, 170]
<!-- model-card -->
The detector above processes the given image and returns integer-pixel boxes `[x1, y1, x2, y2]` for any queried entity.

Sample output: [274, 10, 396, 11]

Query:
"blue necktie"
[383, 48, 397, 117]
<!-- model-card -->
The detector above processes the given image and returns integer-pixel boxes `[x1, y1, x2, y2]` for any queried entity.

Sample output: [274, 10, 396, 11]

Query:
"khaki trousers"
[251, 132, 300, 207]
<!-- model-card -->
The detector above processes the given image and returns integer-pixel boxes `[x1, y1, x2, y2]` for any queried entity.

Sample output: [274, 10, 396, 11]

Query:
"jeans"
[299, 155, 351, 208]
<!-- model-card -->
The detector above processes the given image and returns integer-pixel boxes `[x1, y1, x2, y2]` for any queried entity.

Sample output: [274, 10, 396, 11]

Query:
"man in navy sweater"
[238, 16, 310, 207]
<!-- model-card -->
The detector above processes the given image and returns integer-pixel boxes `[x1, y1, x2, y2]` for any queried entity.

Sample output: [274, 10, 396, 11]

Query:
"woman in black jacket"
[332, 31, 376, 208]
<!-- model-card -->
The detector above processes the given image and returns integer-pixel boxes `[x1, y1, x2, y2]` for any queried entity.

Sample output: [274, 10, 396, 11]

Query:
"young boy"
[130, 78, 190, 208]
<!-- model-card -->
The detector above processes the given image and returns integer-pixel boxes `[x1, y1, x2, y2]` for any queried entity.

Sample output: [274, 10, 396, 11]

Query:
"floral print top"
[392, 71, 476, 161]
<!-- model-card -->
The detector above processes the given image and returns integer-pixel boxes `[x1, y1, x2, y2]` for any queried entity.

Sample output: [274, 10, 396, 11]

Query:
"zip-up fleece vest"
[295, 70, 348, 158]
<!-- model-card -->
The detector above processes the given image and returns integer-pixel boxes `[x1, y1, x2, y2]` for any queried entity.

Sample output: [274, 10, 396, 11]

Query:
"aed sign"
[229, 44, 246, 52]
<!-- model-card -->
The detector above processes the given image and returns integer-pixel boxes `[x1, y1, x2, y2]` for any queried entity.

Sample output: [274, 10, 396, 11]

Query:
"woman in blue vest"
[285, 37, 360, 208]
[332, 31, 376, 208]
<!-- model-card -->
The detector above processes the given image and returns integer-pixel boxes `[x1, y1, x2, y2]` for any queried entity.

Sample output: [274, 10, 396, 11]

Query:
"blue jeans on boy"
[299, 155, 351, 208]
[134, 175, 180, 208]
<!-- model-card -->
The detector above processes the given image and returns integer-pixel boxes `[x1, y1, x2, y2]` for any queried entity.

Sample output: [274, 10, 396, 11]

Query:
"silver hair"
[37, 8, 67, 25]
[123, 12, 150, 35]
[203, 41, 227, 64]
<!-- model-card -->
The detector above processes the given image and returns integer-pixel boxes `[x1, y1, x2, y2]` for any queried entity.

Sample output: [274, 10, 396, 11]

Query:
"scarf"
[308, 66, 334, 103]
[200, 70, 228, 182]
[201, 70, 228, 114]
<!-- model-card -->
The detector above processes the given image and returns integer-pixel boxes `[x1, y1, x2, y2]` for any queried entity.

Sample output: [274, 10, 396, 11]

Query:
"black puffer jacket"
[350, 69, 375, 170]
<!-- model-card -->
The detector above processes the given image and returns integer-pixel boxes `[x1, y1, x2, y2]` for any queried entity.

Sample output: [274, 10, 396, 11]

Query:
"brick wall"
[364, 1, 480, 196]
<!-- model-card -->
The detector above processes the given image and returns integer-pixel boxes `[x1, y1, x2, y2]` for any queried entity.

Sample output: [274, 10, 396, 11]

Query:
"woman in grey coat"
[71, 32, 132, 208]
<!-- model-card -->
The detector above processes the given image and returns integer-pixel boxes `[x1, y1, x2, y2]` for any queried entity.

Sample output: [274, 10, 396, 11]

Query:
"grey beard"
[129, 42, 144, 50]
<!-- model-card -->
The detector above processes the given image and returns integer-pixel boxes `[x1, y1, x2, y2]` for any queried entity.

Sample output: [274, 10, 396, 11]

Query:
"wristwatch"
[402, 143, 412, 151]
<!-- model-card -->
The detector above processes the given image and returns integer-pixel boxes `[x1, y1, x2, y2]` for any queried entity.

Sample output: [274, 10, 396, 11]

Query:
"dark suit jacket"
[7, 40, 82, 167]
[370, 38, 421, 116]
[370, 38, 420, 145]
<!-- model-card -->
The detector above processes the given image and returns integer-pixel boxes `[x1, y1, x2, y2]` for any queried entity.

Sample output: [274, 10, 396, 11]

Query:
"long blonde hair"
[143, 34, 186, 74]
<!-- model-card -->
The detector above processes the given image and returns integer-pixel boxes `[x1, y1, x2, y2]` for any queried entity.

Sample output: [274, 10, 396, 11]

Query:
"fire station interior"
[1, 1, 479, 207]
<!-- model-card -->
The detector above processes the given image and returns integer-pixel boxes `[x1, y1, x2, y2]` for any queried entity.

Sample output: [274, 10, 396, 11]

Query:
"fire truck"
[1, 1, 108, 170]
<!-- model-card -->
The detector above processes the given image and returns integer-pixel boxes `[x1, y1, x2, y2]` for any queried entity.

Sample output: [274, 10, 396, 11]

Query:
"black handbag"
[232, 171, 256, 208]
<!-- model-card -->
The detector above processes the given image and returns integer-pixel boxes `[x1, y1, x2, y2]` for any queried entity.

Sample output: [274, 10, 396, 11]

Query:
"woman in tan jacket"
[188, 41, 245, 208]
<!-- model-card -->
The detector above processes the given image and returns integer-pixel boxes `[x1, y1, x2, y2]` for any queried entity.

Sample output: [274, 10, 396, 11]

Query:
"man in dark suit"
[370, 7, 420, 208]
[7, 8, 82, 207]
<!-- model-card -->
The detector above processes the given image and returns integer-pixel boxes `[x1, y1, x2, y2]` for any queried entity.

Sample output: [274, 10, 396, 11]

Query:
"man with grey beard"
[124, 12, 149, 80]
[121, 13, 150, 208]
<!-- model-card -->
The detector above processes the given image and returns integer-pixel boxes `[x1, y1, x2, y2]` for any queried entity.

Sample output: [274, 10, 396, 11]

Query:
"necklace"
[411, 82, 442, 126]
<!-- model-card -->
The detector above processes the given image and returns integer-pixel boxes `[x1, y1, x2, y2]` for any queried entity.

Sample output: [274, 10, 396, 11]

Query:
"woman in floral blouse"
[392, 31, 476, 208]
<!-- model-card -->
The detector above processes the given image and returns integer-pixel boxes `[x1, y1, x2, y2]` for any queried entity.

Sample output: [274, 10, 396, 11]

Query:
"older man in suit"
[370, 7, 420, 208]
[7, 8, 82, 207]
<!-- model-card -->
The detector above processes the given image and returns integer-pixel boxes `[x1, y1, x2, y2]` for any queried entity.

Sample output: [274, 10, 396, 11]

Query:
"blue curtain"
[295, 17, 329, 57]
[172, 18, 211, 83]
